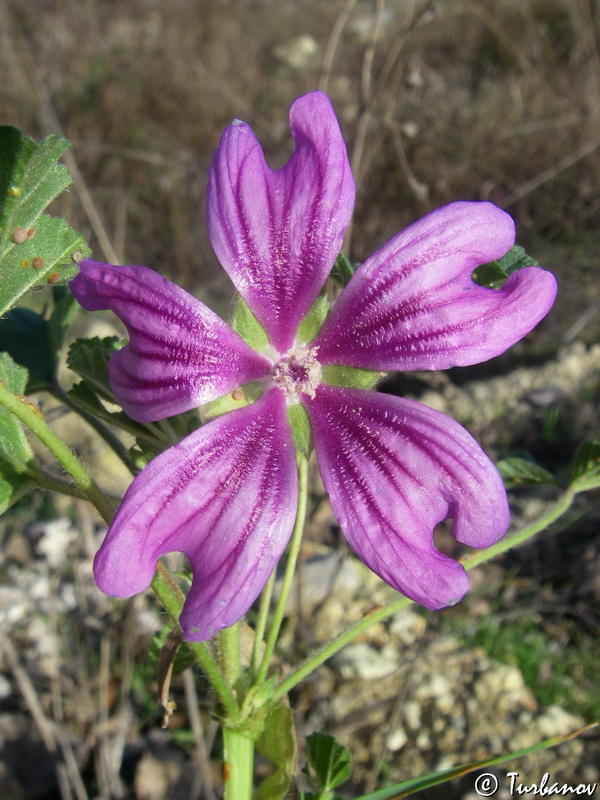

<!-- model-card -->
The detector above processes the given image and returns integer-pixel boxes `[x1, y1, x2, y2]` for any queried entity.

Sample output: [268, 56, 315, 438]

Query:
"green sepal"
[570, 441, 600, 494]
[473, 245, 539, 289]
[0, 126, 90, 316]
[496, 456, 557, 489]
[0, 353, 37, 512]
[231, 296, 269, 353]
[129, 445, 150, 472]
[297, 294, 330, 343]
[330, 250, 356, 287]
[321, 364, 382, 390]
[203, 382, 263, 419]
[287, 402, 312, 458]
[254, 703, 297, 800]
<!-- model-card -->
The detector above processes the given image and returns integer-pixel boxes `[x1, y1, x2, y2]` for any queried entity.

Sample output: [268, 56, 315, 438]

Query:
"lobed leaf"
[0, 353, 36, 512]
[0, 289, 80, 392]
[255, 704, 297, 800]
[305, 732, 351, 794]
[472, 245, 539, 289]
[67, 335, 126, 402]
[0, 126, 89, 315]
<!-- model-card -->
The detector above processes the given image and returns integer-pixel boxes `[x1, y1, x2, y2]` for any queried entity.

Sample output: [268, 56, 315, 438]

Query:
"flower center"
[272, 345, 321, 400]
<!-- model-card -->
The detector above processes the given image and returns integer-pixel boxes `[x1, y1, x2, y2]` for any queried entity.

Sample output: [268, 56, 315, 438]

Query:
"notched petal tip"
[314, 201, 556, 371]
[207, 91, 355, 352]
[93, 389, 298, 641]
[306, 385, 509, 609]
[70, 259, 270, 422]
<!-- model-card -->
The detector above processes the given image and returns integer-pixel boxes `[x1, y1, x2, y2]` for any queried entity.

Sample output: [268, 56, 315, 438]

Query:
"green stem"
[222, 726, 254, 800]
[272, 488, 577, 703]
[218, 624, 253, 800]
[272, 596, 412, 704]
[31, 467, 96, 500]
[219, 622, 242, 688]
[0, 383, 115, 525]
[0, 383, 238, 717]
[151, 565, 239, 719]
[251, 569, 276, 676]
[48, 383, 136, 473]
[256, 454, 308, 686]
[461, 488, 576, 571]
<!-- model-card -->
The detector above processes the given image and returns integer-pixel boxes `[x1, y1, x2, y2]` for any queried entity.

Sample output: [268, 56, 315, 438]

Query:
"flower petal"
[70, 260, 271, 422]
[312, 202, 557, 370]
[207, 91, 355, 353]
[305, 384, 509, 609]
[93, 388, 297, 641]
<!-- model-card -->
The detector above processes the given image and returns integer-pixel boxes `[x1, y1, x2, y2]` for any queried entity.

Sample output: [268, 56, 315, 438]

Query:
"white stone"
[273, 35, 319, 70]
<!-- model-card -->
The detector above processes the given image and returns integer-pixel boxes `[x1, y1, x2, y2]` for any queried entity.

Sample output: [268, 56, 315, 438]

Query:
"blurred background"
[0, 1, 598, 798]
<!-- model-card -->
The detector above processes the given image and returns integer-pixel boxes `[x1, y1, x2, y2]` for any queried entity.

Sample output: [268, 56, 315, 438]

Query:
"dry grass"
[0, 1, 599, 798]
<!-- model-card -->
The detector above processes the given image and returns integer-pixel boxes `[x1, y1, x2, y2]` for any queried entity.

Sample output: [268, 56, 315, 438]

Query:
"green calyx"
[321, 364, 383, 390]
[204, 382, 263, 419]
[297, 293, 330, 343]
[231, 297, 269, 353]
[231, 292, 332, 353]
[287, 403, 313, 458]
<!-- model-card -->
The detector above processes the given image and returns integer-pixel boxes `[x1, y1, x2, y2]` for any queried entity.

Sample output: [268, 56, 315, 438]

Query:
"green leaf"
[0, 308, 54, 391]
[330, 250, 356, 287]
[0, 289, 80, 393]
[352, 724, 597, 800]
[254, 703, 296, 800]
[0, 126, 89, 315]
[305, 732, 351, 794]
[299, 795, 347, 800]
[0, 352, 37, 512]
[570, 441, 600, 494]
[472, 245, 539, 289]
[231, 296, 269, 353]
[67, 336, 126, 402]
[496, 456, 556, 488]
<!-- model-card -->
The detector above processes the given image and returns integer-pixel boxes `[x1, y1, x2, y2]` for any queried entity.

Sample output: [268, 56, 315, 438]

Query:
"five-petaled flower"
[70, 92, 557, 641]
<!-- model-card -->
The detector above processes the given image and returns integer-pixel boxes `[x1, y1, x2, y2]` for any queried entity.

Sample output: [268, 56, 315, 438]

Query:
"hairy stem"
[0, 382, 115, 524]
[222, 726, 254, 800]
[251, 569, 276, 676]
[256, 454, 308, 686]
[47, 382, 136, 473]
[151, 565, 239, 719]
[0, 382, 238, 716]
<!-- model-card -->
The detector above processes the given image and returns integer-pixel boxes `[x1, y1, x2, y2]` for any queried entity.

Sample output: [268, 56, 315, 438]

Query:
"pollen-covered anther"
[273, 346, 321, 400]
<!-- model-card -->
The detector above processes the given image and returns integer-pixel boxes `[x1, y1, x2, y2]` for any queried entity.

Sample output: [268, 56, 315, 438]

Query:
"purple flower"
[70, 92, 557, 641]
